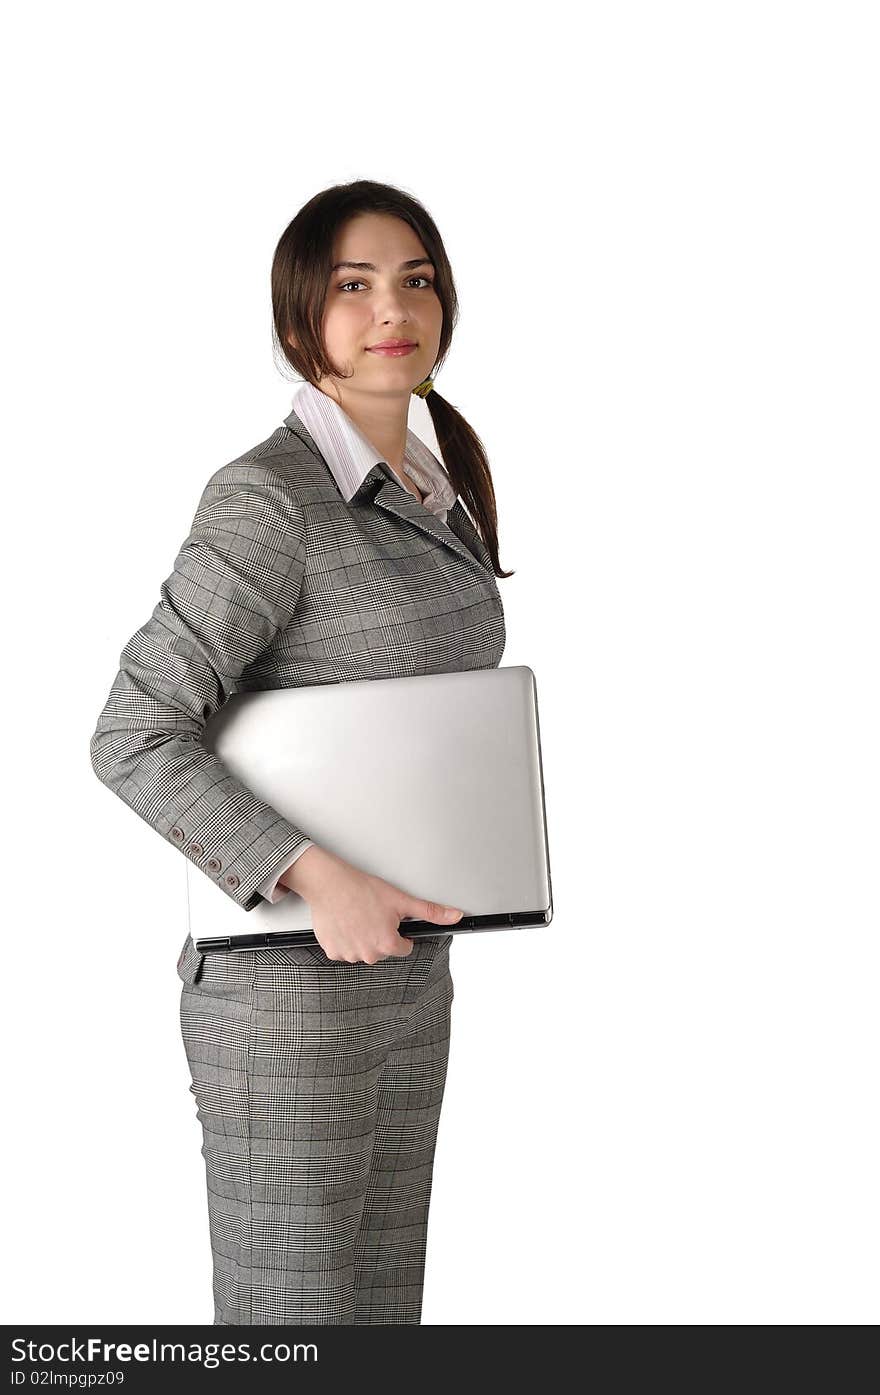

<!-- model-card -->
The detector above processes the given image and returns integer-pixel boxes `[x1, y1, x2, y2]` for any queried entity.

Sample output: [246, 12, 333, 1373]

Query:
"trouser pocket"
[176, 932, 206, 986]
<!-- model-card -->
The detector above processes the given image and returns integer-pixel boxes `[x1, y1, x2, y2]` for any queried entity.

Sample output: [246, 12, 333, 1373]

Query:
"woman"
[90, 179, 513, 1325]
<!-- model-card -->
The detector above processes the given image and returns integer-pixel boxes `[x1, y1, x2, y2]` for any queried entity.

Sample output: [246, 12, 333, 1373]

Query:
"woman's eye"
[337, 276, 434, 293]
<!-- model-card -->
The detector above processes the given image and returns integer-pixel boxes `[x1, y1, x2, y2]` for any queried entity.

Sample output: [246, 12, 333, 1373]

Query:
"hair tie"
[412, 376, 435, 398]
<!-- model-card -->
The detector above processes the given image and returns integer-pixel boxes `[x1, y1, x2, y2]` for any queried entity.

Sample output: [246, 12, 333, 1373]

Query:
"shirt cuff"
[257, 840, 316, 902]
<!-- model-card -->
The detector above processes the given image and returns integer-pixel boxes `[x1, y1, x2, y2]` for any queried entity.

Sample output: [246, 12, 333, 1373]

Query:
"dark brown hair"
[270, 179, 513, 579]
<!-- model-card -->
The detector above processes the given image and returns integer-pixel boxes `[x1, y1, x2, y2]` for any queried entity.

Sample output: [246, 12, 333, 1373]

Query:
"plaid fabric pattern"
[177, 929, 454, 1324]
[92, 404, 506, 1325]
[90, 408, 506, 911]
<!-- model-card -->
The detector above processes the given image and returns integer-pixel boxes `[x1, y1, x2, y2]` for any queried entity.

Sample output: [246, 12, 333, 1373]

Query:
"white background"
[2, 1, 877, 1325]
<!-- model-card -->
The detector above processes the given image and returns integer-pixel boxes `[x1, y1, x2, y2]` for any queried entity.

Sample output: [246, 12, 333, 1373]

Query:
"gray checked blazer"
[90, 407, 507, 913]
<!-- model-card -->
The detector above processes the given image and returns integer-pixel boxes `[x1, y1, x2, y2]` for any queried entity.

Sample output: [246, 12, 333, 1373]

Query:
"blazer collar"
[282, 400, 493, 578]
[285, 380, 456, 517]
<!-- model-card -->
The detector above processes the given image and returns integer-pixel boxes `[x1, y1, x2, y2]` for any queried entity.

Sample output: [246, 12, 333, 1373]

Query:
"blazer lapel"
[445, 498, 495, 575]
[284, 411, 494, 578]
[371, 476, 494, 577]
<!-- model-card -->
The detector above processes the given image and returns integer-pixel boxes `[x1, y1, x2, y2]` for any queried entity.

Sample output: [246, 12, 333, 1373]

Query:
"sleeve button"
[171, 827, 185, 842]
[225, 874, 240, 890]
[207, 858, 222, 873]
[189, 844, 204, 859]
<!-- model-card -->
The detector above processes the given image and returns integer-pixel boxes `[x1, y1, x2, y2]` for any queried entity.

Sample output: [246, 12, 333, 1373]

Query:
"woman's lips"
[366, 343, 417, 357]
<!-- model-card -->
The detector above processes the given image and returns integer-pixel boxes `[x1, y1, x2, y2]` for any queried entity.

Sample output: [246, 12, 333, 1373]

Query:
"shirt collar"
[285, 380, 457, 521]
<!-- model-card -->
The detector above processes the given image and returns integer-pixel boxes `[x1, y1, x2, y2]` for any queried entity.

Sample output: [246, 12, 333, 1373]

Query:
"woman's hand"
[278, 845, 463, 964]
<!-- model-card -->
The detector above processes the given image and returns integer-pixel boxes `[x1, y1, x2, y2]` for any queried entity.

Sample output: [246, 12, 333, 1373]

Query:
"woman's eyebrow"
[331, 258, 435, 273]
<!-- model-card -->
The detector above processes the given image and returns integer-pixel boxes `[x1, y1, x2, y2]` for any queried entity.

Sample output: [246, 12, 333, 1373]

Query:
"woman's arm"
[89, 461, 314, 912]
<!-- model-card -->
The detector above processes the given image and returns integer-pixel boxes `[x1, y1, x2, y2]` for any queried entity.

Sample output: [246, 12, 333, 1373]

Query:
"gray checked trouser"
[175, 929, 455, 1325]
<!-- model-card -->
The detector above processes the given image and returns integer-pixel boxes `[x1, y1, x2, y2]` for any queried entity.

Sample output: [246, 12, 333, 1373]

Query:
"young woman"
[90, 179, 513, 1325]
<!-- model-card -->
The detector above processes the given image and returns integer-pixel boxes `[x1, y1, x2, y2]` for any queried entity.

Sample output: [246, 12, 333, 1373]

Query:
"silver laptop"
[188, 665, 553, 953]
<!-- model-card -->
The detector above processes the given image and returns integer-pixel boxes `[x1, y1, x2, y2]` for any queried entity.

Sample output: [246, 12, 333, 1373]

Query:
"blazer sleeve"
[89, 463, 314, 912]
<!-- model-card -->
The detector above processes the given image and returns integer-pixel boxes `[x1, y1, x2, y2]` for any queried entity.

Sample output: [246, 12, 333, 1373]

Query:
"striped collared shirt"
[289, 380, 457, 521]
[257, 381, 457, 902]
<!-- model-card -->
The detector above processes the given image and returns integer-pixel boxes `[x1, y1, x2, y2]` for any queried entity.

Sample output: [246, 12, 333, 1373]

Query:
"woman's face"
[316, 212, 443, 400]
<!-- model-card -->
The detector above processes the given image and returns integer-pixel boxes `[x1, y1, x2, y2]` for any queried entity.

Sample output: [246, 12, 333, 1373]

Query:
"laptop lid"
[188, 665, 553, 952]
